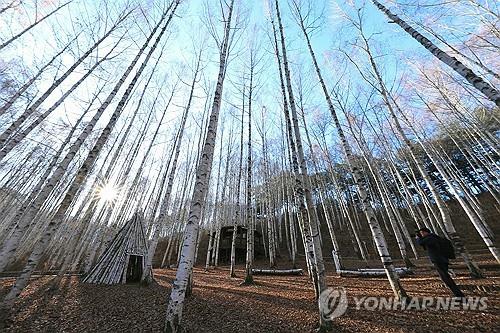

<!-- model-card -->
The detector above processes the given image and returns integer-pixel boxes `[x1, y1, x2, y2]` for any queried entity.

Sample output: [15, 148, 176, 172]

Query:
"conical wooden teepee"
[83, 212, 151, 284]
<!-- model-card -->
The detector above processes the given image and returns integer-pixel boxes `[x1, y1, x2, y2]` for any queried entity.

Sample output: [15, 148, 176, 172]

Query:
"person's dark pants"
[434, 262, 465, 297]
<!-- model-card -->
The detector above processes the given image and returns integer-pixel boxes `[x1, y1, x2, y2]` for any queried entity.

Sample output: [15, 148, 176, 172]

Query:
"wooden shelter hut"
[83, 213, 151, 284]
[212, 225, 264, 263]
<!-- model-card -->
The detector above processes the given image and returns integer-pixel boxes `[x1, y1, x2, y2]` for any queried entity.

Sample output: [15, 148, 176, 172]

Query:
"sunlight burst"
[97, 184, 119, 202]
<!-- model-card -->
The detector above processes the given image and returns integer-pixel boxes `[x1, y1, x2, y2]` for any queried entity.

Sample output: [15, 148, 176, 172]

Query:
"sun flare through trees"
[0, 0, 498, 332]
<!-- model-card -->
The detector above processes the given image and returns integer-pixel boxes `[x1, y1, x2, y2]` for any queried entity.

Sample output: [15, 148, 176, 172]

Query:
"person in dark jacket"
[416, 227, 465, 297]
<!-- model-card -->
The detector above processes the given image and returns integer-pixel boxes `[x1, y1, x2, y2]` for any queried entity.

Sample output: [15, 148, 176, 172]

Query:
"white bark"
[1, 3, 179, 304]
[292, 0, 408, 300]
[164, 2, 234, 330]
[0, 1, 73, 51]
[230, 100, 245, 277]
[0, 37, 123, 160]
[0, 10, 132, 157]
[372, 0, 500, 106]
[0, 38, 74, 115]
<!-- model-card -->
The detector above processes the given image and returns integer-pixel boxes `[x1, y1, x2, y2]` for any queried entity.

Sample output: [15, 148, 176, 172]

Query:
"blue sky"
[0, 0, 497, 214]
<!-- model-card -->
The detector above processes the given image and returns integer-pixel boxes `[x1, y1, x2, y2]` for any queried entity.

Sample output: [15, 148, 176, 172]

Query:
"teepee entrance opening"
[126, 255, 143, 283]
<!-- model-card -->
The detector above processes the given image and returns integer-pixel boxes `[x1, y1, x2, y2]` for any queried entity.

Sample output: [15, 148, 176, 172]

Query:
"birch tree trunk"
[371, 0, 500, 106]
[415, 134, 500, 263]
[0, 1, 73, 51]
[209, 126, 226, 269]
[230, 93, 245, 277]
[299, 101, 343, 272]
[0, 36, 124, 160]
[270, 3, 317, 290]
[368, 47, 487, 277]
[164, 1, 235, 330]
[141, 63, 198, 282]
[0, 9, 132, 157]
[275, 3, 331, 331]
[0, 6, 169, 273]
[0, 37, 75, 115]
[1, 2, 180, 306]
[204, 224, 214, 270]
[243, 45, 257, 285]
[291, 0, 408, 301]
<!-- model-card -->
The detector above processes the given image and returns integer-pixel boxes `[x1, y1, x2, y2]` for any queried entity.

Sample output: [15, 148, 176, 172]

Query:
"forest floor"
[0, 258, 499, 333]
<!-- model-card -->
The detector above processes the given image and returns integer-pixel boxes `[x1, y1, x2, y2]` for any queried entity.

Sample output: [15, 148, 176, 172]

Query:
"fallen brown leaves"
[0, 259, 499, 332]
